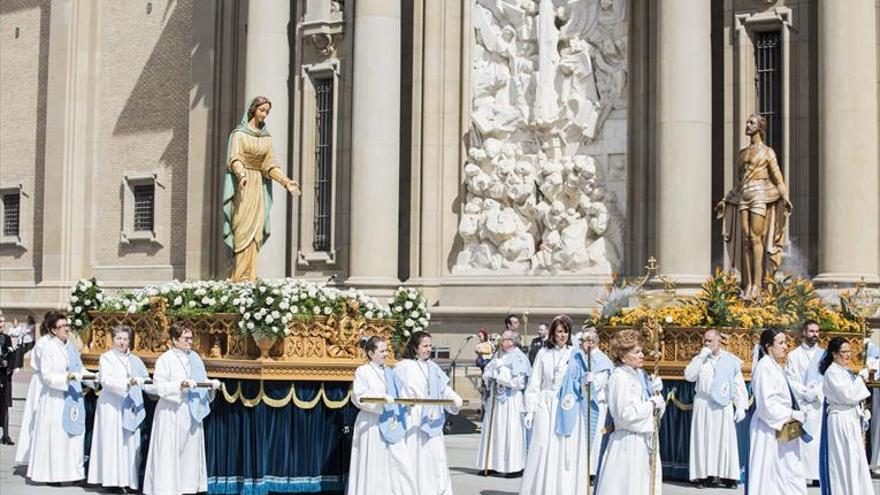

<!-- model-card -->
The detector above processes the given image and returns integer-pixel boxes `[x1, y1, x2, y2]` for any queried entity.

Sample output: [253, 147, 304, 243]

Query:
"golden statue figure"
[715, 114, 792, 301]
[222, 96, 301, 281]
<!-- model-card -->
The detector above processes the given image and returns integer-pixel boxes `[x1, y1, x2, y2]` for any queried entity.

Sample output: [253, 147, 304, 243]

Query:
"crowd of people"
[348, 316, 878, 495]
[1, 310, 878, 495]
[3, 310, 220, 494]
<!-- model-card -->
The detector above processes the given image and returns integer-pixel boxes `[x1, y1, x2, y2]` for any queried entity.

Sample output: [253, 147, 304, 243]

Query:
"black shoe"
[721, 479, 737, 489]
[0, 437, 13, 445]
[695, 479, 707, 489]
[503, 470, 523, 479]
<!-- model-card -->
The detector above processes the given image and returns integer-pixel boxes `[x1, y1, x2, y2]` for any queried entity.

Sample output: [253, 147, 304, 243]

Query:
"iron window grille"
[755, 30, 783, 152]
[132, 184, 155, 232]
[313, 76, 334, 252]
[2, 193, 20, 237]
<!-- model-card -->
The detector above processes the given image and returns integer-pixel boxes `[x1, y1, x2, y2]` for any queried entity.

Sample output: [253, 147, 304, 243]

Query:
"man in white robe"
[784, 319, 824, 485]
[684, 329, 748, 488]
[476, 329, 530, 476]
[866, 340, 879, 474]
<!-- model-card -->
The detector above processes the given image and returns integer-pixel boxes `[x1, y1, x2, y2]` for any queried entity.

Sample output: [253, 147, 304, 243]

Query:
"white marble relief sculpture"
[454, 0, 628, 275]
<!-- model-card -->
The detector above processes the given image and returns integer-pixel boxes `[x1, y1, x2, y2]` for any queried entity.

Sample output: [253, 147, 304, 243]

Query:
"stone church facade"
[1, 0, 878, 342]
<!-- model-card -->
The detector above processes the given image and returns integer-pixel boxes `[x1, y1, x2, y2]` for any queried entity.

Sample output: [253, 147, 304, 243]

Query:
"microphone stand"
[450, 335, 472, 390]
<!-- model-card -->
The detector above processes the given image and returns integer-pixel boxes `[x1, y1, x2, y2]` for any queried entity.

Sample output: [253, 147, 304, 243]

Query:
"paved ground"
[1, 370, 876, 494]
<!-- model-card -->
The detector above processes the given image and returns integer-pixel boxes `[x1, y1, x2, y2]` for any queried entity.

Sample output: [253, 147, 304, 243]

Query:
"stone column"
[654, 0, 712, 285]
[244, 0, 291, 278]
[815, 0, 879, 284]
[347, 0, 401, 288]
[41, 0, 101, 292]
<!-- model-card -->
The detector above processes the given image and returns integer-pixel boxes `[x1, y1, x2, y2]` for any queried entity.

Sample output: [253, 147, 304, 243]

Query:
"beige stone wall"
[93, 0, 192, 279]
[0, 0, 49, 280]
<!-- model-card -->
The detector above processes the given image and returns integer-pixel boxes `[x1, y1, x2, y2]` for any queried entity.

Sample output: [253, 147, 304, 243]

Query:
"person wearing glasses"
[143, 321, 220, 495]
[19, 311, 88, 484]
[476, 329, 530, 477]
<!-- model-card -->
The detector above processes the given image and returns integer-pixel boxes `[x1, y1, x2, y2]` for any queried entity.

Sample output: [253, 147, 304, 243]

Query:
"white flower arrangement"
[67, 277, 105, 333]
[388, 286, 431, 352]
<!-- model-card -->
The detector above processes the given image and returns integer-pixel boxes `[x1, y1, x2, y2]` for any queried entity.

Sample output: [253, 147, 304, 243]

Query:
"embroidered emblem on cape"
[561, 393, 576, 411]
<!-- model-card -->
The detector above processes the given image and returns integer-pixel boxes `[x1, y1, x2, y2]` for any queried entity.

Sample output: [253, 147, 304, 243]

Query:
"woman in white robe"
[476, 329, 530, 476]
[747, 328, 806, 495]
[395, 331, 463, 495]
[88, 325, 150, 492]
[24, 311, 87, 483]
[818, 337, 873, 495]
[143, 321, 220, 495]
[519, 315, 579, 495]
[347, 336, 417, 495]
[595, 328, 665, 495]
[13, 333, 50, 465]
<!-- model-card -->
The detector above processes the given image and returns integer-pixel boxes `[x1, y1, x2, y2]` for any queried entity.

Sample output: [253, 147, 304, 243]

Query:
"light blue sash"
[121, 353, 150, 432]
[419, 360, 449, 438]
[62, 342, 85, 436]
[377, 366, 407, 444]
[708, 351, 742, 407]
[186, 351, 211, 423]
[493, 348, 531, 404]
[555, 349, 613, 437]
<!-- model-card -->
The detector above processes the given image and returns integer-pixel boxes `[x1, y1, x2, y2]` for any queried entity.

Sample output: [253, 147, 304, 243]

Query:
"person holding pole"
[594, 329, 665, 495]
[347, 336, 416, 495]
[476, 329, 530, 477]
[395, 331, 463, 495]
[143, 321, 221, 495]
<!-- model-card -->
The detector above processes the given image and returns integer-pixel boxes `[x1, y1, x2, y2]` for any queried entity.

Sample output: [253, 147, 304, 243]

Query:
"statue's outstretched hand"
[238, 175, 248, 189]
[286, 180, 302, 195]
[783, 197, 793, 213]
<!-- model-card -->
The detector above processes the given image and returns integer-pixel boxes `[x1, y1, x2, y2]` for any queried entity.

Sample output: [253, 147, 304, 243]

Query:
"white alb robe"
[14, 334, 50, 465]
[88, 350, 148, 489]
[585, 349, 611, 477]
[143, 348, 209, 495]
[684, 351, 748, 481]
[519, 346, 585, 495]
[475, 350, 528, 474]
[784, 343, 823, 480]
[821, 362, 873, 495]
[868, 352, 880, 471]
[595, 365, 664, 495]
[26, 336, 85, 482]
[347, 362, 417, 495]
[748, 355, 806, 495]
[395, 359, 462, 495]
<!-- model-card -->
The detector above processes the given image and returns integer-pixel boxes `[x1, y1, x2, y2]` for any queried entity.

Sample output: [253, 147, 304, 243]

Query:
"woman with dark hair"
[222, 95, 301, 281]
[594, 329, 665, 495]
[519, 315, 579, 494]
[21, 310, 87, 483]
[395, 331, 462, 495]
[347, 336, 416, 495]
[818, 337, 872, 494]
[88, 325, 150, 492]
[144, 321, 220, 495]
[747, 328, 806, 495]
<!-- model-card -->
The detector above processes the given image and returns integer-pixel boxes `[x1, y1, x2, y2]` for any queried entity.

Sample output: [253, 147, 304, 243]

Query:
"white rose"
[664, 315, 673, 324]
[323, 306, 332, 315]
[220, 295, 229, 303]
[308, 289, 318, 298]
[403, 330, 411, 337]
[233, 299, 240, 306]
[238, 321, 246, 329]
[410, 311, 419, 318]
[394, 306, 403, 313]
[291, 306, 299, 314]
[365, 311, 374, 319]
[74, 306, 82, 313]
[407, 290, 417, 300]
[239, 307, 246, 314]
[188, 301, 197, 307]
[83, 280, 92, 288]
[272, 288, 280, 295]
[243, 312, 251, 320]
[75, 319, 82, 326]
[96, 293, 104, 301]
[127, 305, 137, 314]
[313, 306, 321, 314]
[266, 297, 274, 305]
[259, 286, 267, 293]
[279, 301, 289, 310]
[405, 319, 414, 327]
[247, 322, 255, 330]
[201, 297, 211, 305]
[174, 296, 183, 306]
[70, 295, 79, 303]
[254, 312, 263, 321]
[271, 310, 280, 319]
[265, 315, 275, 324]
[419, 318, 428, 326]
